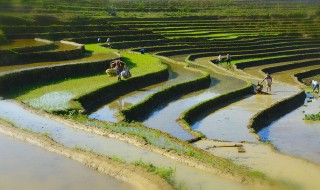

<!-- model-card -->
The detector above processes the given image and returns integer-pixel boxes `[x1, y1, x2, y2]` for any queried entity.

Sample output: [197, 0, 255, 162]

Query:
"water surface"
[0, 133, 133, 190]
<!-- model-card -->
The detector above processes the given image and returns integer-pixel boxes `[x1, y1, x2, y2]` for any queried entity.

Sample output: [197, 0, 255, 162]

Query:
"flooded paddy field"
[0, 39, 47, 50]
[271, 65, 320, 85]
[141, 61, 246, 141]
[0, 133, 133, 190]
[0, 100, 253, 190]
[192, 82, 299, 143]
[0, 52, 117, 73]
[258, 94, 320, 164]
[89, 61, 201, 123]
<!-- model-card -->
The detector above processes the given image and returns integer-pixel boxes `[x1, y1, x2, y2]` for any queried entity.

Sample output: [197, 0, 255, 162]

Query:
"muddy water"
[258, 94, 320, 164]
[0, 39, 46, 50]
[142, 64, 246, 141]
[0, 53, 117, 73]
[243, 58, 320, 79]
[0, 100, 251, 190]
[89, 62, 201, 123]
[194, 139, 320, 190]
[0, 133, 133, 190]
[272, 65, 320, 85]
[192, 81, 299, 143]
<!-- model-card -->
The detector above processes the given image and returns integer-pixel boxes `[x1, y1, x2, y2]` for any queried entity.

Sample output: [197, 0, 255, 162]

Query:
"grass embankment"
[0, 30, 8, 44]
[63, 112, 292, 189]
[13, 46, 165, 111]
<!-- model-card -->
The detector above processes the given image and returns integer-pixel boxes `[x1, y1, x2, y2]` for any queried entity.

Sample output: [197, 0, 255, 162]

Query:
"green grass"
[230, 55, 290, 65]
[0, 30, 7, 44]
[84, 44, 115, 53]
[134, 159, 176, 184]
[304, 113, 320, 121]
[14, 48, 165, 111]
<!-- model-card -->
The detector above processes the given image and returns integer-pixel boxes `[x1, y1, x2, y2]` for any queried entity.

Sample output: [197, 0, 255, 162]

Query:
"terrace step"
[0, 100, 252, 190]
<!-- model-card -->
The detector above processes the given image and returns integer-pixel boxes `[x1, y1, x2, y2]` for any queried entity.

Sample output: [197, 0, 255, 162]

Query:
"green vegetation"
[84, 44, 115, 53]
[134, 159, 175, 183]
[13, 51, 165, 111]
[304, 113, 320, 121]
[0, 30, 7, 44]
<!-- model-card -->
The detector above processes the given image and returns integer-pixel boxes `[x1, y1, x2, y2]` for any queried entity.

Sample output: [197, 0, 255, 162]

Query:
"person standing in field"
[312, 80, 319, 93]
[226, 54, 231, 66]
[218, 54, 222, 63]
[261, 73, 272, 92]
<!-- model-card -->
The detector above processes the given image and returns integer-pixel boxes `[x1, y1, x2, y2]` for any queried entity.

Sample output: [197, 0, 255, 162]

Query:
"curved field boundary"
[247, 91, 306, 134]
[235, 53, 320, 69]
[11, 43, 57, 53]
[71, 68, 169, 113]
[294, 68, 320, 85]
[120, 60, 211, 121]
[262, 59, 320, 74]
[0, 41, 85, 66]
[71, 34, 165, 44]
[160, 43, 319, 58]
[178, 83, 253, 141]
[3, 30, 154, 40]
[0, 120, 174, 190]
[8, 38, 55, 53]
[132, 39, 318, 53]
[0, 58, 114, 96]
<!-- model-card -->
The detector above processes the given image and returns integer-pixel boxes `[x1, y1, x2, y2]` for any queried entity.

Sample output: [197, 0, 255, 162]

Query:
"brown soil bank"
[0, 120, 174, 190]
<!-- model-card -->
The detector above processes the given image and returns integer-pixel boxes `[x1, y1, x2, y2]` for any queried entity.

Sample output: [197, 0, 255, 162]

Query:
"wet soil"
[89, 61, 200, 123]
[194, 139, 320, 190]
[0, 100, 254, 190]
[0, 133, 133, 190]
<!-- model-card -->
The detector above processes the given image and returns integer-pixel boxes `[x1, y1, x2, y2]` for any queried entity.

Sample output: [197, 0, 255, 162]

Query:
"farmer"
[217, 54, 222, 63]
[140, 48, 146, 54]
[312, 80, 319, 93]
[256, 81, 263, 94]
[121, 64, 131, 79]
[226, 54, 231, 66]
[261, 73, 272, 92]
[111, 59, 125, 81]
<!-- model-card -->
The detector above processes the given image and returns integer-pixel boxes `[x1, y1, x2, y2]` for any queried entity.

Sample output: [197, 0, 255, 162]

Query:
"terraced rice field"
[0, 0, 320, 190]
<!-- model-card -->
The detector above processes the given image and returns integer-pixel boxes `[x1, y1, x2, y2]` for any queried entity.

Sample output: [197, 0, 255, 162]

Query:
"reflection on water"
[0, 133, 133, 190]
[0, 100, 250, 190]
[89, 61, 200, 123]
[258, 95, 320, 164]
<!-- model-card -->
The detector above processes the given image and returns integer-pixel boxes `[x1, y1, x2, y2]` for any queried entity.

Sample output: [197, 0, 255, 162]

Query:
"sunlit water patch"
[0, 133, 133, 190]
[258, 94, 320, 164]
[0, 100, 251, 190]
